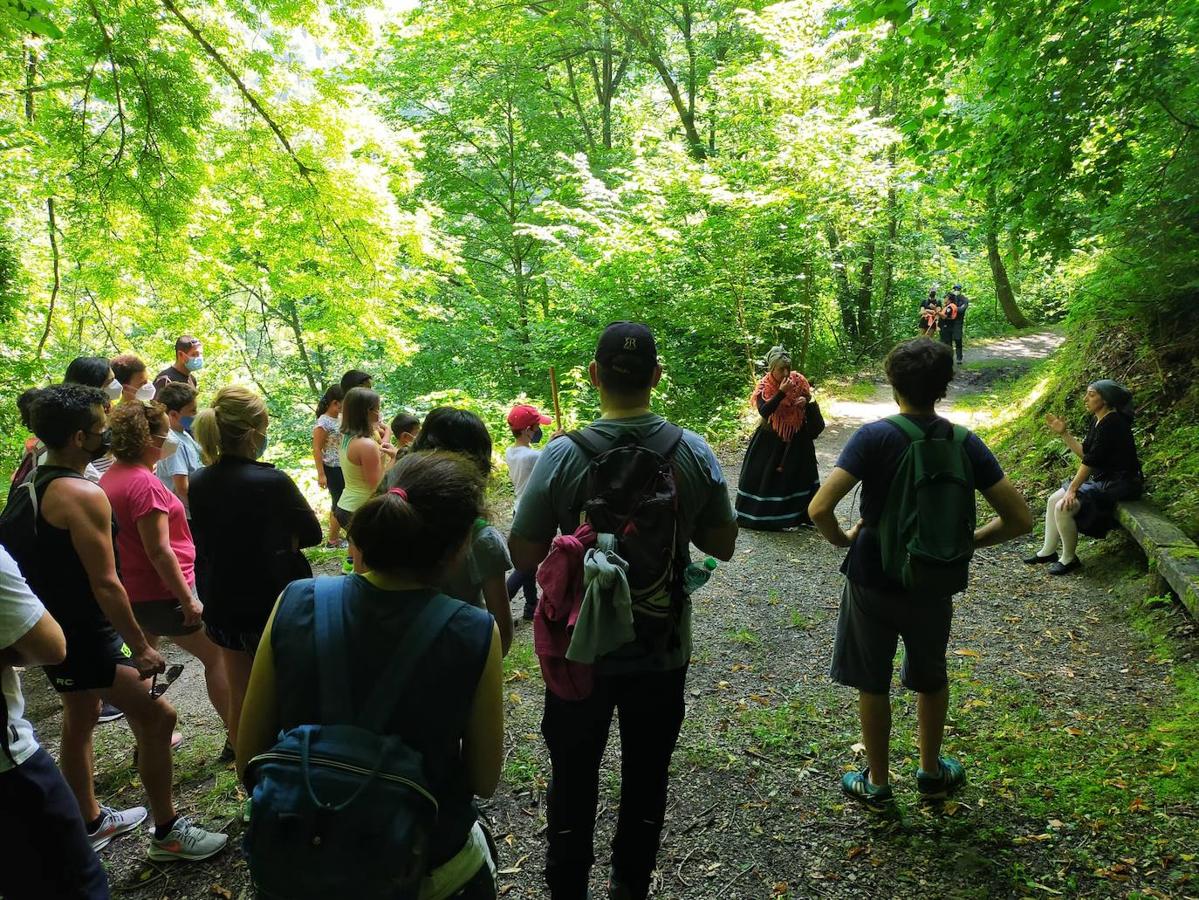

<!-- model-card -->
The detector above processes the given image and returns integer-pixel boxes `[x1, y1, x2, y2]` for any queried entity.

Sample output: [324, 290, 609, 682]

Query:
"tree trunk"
[986, 226, 1030, 327]
[856, 241, 876, 344]
[824, 225, 857, 339]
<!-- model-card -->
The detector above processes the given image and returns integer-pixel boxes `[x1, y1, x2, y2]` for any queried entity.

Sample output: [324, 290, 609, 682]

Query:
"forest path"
[25, 328, 1196, 899]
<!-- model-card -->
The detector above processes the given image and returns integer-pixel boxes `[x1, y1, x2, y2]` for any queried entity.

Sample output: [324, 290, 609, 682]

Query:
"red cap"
[508, 404, 552, 431]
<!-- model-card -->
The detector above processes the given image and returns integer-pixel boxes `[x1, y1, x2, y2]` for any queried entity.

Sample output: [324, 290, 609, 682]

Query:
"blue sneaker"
[916, 755, 966, 800]
[841, 767, 894, 810]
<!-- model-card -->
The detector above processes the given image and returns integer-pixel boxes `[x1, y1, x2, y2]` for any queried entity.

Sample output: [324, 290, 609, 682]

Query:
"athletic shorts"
[132, 598, 203, 637]
[325, 465, 345, 507]
[333, 505, 353, 529]
[829, 579, 953, 694]
[205, 621, 264, 655]
[42, 625, 136, 694]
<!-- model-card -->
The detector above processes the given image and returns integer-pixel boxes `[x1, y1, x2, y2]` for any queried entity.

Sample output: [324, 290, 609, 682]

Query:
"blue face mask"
[531, 427, 544, 444]
[256, 430, 269, 459]
[185, 356, 204, 372]
[180, 415, 194, 431]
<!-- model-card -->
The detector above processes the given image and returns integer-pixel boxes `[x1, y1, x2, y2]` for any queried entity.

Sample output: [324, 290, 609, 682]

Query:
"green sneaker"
[341, 556, 354, 575]
[841, 767, 894, 811]
[916, 755, 966, 800]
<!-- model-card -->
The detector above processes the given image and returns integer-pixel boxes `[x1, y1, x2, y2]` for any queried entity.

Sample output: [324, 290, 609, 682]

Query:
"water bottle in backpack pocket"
[877, 416, 976, 596]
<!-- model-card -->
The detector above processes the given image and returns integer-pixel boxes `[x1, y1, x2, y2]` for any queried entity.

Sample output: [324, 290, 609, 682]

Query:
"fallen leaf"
[847, 845, 866, 860]
[953, 648, 980, 658]
[1064, 726, 1084, 736]
[210, 887, 233, 900]
[1129, 797, 1149, 813]
[772, 882, 789, 896]
[850, 742, 866, 754]
[1048, 819, 1065, 829]
[507, 692, 522, 704]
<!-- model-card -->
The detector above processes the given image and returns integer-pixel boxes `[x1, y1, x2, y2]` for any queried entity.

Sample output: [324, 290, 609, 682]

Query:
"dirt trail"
[22, 329, 1196, 899]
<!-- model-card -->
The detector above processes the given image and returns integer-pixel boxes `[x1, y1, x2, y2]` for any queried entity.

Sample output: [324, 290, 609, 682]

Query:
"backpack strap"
[314, 576, 354, 722]
[358, 595, 462, 733]
[25, 467, 89, 537]
[566, 422, 685, 460]
[885, 414, 929, 443]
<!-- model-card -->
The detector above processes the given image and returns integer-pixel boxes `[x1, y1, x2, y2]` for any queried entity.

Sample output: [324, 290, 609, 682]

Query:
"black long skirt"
[736, 426, 821, 531]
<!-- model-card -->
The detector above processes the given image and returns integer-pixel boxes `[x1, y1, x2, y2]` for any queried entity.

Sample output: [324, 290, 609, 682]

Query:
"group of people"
[919, 285, 970, 363]
[0, 321, 1144, 899]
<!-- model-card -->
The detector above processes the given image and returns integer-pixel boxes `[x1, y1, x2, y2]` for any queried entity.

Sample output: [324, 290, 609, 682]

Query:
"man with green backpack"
[808, 339, 1031, 810]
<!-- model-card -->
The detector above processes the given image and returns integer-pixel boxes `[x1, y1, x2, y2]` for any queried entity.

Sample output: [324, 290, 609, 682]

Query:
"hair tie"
[389, 487, 408, 501]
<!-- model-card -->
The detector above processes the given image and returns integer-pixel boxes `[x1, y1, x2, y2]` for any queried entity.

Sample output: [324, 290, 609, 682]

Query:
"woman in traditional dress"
[736, 346, 821, 530]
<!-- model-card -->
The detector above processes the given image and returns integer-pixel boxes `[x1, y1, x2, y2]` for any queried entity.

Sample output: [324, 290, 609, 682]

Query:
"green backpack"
[877, 415, 976, 596]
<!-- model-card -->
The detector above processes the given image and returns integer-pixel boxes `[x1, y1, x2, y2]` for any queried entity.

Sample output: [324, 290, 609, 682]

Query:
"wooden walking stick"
[549, 366, 563, 431]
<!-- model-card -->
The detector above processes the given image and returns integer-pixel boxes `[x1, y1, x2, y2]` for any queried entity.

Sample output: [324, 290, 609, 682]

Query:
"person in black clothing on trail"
[236, 452, 504, 898]
[919, 289, 942, 337]
[808, 339, 1031, 810]
[940, 284, 970, 363]
[1024, 380, 1143, 576]
[735, 345, 822, 530]
[189, 385, 321, 754]
[153, 336, 202, 395]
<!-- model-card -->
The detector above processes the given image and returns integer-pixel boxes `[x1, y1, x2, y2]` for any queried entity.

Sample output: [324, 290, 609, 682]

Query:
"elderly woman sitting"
[1024, 380, 1143, 575]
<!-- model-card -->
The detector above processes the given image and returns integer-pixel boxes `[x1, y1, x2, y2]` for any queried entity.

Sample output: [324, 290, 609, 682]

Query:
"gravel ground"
[19, 330, 1198, 899]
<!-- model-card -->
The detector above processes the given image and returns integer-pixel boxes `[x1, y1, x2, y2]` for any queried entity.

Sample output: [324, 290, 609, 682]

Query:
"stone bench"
[1116, 500, 1199, 618]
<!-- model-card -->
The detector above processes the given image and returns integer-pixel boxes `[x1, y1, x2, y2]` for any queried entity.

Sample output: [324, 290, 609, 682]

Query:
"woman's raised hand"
[1045, 413, 1067, 435]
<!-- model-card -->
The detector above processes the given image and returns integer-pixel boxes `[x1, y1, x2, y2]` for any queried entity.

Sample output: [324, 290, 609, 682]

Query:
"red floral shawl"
[751, 371, 811, 442]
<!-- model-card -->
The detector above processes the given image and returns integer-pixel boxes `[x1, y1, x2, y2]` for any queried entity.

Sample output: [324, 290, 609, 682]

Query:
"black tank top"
[31, 467, 113, 632]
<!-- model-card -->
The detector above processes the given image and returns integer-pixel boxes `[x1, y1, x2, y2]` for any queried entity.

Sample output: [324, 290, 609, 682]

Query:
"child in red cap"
[505, 404, 553, 620]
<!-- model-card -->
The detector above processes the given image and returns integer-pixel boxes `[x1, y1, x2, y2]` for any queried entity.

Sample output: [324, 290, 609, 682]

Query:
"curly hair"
[109, 401, 168, 462]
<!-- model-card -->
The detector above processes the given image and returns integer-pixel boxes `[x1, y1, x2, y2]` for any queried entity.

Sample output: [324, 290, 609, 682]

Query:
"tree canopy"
[2, 0, 1196, 466]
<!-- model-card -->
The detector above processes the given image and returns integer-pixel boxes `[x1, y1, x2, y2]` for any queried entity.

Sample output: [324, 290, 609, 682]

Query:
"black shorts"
[42, 625, 137, 694]
[325, 465, 345, 507]
[205, 621, 263, 655]
[132, 598, 203, 637]
[829, 579, 953, 694]
[333, 505, 353, 529]
[0, 748, 110, 899]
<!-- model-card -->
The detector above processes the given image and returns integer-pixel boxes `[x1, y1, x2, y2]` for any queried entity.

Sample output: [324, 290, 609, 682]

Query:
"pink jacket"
[534, 523, 596, 700]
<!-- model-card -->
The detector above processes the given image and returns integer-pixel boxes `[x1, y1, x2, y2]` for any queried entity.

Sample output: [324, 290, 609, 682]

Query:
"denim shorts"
[830, 579, 953, 694]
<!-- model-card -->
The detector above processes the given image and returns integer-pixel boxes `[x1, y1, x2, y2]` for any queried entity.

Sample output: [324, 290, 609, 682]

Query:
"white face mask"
[157, 432, 179, 462]
[135, 382, 156, 403]
[106, 379, 122, 401]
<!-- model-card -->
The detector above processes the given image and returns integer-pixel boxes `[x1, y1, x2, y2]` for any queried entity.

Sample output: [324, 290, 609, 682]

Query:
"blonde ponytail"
[195, 385, 267, 465]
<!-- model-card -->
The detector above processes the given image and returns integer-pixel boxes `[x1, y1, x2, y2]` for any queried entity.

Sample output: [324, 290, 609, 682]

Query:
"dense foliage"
[2, 0, 1196, 479]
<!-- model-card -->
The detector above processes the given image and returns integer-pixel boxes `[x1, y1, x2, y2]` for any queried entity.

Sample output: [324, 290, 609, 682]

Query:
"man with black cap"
[153, 336, 202, 396]
[941, 284, 970, 364]
[509, 322, 738, 900]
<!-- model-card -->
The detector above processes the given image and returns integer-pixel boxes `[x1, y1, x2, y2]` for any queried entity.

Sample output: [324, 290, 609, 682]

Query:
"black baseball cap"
[595, 321, 658, 376]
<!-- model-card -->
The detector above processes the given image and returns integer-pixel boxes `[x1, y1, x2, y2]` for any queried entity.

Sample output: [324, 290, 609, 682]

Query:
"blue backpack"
[244, 577, 462, 899]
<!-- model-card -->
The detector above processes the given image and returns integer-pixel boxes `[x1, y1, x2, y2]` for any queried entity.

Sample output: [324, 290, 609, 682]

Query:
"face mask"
[531, 427, 544, 444]
[106, 379, 122, 401]
[85, 429, 112, 461]
[157, 432, 179, 462]
[180, 415, 194, 431]
[185, 356, 204, 372]
[256, 430, 269, 459]
[135, 382, 156, 403]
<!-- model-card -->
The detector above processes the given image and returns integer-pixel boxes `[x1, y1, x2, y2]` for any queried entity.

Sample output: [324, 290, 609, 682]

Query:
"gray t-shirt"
[442, 523, 512, 609]
[156, 429, 204, 515]
[510, 413, 735, 674]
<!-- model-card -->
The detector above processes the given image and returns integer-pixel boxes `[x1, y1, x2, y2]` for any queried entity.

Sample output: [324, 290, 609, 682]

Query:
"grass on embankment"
[977, 317, 1199, 540]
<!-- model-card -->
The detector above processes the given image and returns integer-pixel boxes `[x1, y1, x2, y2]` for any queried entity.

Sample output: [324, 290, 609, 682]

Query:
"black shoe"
[1023, 551, 1058, 565]
[97, 703, 124, 724]
[1047, 558, 1082, 576]
[218, 739, 236, 764]
[522, 604, 536, 622]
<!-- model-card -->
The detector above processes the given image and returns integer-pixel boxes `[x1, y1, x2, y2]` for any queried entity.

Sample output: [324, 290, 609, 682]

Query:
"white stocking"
[1053, 496, 1080, 564]
[1039, 489, 1066, 557]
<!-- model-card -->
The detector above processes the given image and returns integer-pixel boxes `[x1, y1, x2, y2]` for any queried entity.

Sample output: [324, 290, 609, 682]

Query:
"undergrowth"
[979, 308, 1199, 539]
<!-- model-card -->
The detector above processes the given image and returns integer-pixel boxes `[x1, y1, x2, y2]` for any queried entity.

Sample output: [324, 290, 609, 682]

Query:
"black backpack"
[0, 467, 87, 591]
[567, 423, 686, 650]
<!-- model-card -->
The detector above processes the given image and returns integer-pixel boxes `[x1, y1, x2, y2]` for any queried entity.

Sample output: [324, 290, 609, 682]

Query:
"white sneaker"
[147, 816, 228, 862]
[88, 804, 148, 851]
